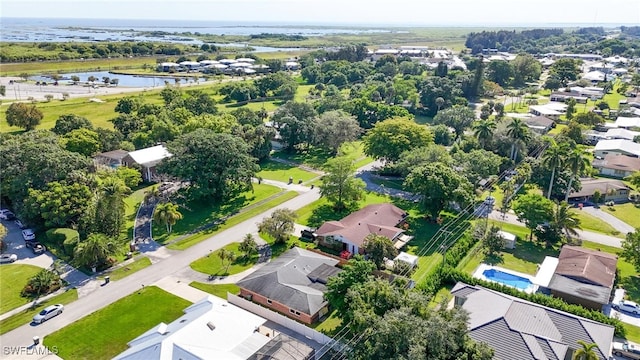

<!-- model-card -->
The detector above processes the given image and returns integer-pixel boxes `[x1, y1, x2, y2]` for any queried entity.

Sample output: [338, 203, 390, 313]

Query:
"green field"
[153, 183, 282, 244]
[99, 257, 152, 282]
[0, 264, 44, 313]
[570, 209, 622, 238]
[190, 242, 259, 276]
[601, 203, 640, 229]
[166, 190, 299, 250]
[256, 160, 320, 183]
[0, 289, 78, 335]
[188, 282, 240, 299]
[44, 286, 191, 360]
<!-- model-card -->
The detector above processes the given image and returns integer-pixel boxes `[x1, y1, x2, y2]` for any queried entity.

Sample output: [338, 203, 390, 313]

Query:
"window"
[289, 309, 300, 316]
[267, 299, 272, 304]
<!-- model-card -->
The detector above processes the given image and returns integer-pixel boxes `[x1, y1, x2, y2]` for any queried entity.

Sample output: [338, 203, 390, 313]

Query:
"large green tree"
[621, 229, 640, 272]
[159, 129, 258, 201]
[23, 181, 92, 229]
[433, 106, 476, 140]
[395, 144, 452, 176]
[312, 110, 362, 154]
[320, 156, 366, 210]
[506, 118, 531, 161]
[94, 176, 130, 238]
[473, 119, 496, 149]
[63, 128, 101, 157]
[512, 54, 542, 86]
[553, 201, 581, 243]
[325, 256, 376, 315]
[512, 193, 554, 240]
[73, 233, 119, 270]
[486, 60, 513, 86]
[52, 114, 93, 135]
[362, 117, 433, 163]
[257, 208, 297, 244]
[404, 163, 474, 219]
[5, 102, 43, 131]
[363, 234, 398, 269]
[543, 142, 567, 199]
[271, 101, 317, 151]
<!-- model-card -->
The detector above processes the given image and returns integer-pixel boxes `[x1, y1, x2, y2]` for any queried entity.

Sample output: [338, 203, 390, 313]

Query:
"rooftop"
[127, 145, 172, 167]
[568, 177, 629, 198]
[554, 246, 617, 288]
[593, 154, 640, 172]
[594, 139, 640, 157]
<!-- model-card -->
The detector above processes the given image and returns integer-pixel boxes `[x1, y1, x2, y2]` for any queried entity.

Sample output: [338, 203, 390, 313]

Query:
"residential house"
[614, 117, 640, 129]
[156, 62, 180, 72]
[567, 177, 630, 203]
[594, 139, 640, 158]
[593, 154, 640, 178]
[122, 145, 172, 181]
[545, 246, 617, 310]
[113, 295, 315, 360]
[93, 149, 129, 169]
[524, 115, 555, 134]
[451, 282, 614, 360]
[550, 92, 587, 104]
[237, 247, 342, 324]
[529, 104, 566, 121]
[315, 203, 411, 255]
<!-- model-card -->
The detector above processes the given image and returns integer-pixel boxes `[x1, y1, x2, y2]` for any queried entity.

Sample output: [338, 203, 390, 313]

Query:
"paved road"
[581, 206, 635, 234]
[0, 188, 322, 350]
[489, 210, 622, 248]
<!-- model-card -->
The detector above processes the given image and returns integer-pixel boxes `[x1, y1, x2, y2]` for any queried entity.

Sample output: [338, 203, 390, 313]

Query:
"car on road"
[612, 300, 640, 315]
[613, 341, 640, 359]
[0, 254, 18, 263]
[25, 241, 46, 254]
[32, 304, 64, 324]
[0, 209, 16, 220]
[14, 219, 27, 229]
[21, 229, 36, 241]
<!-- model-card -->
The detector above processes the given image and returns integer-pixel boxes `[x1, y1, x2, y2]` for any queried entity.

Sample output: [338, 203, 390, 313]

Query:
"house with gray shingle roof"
[237, 247, 341, 324]
[451, 282, 614, 360]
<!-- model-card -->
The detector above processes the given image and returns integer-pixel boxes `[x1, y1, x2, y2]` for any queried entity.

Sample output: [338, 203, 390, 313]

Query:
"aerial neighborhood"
[2, 15, 640, 360]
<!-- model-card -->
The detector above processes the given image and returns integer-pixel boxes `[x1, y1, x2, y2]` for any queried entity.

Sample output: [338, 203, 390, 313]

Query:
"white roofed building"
[123, 145, 172, 181]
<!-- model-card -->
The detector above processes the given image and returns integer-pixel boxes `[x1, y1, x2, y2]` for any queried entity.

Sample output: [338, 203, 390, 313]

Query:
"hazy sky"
[2, 0, 640, 26]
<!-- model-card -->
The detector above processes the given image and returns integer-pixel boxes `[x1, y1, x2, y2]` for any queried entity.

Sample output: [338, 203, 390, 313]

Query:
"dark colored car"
[25, 241, 46, 254]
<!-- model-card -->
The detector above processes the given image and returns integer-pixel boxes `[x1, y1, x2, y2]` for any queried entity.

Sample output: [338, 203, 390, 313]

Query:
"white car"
[612, 300, 640, 315]
[32, 304, 64, 324]
[21, 229, 36, 241]
[0, 209, 15, 220]
[0, 254, 18, 263]
[613, 341, 640, 359]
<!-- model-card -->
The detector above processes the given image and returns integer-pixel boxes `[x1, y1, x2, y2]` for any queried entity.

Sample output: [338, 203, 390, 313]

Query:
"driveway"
[581, 206, 635, 235]
[1, 219, 53, 268]
[606, 289, 640, 328]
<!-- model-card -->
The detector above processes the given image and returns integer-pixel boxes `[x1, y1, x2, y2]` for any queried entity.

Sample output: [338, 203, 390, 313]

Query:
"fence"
[227, 293, 334, 346]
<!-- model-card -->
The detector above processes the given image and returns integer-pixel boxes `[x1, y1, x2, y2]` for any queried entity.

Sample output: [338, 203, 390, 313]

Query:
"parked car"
[21, 229, 36, 241]
[0, 254, 18, 263]
[613, 341, 640, 359]
[612, 300, 640, 315]
[32, 304, 64, 324]
[14, 219, 27, 229]
[0, 210, 16, 220]
[25, 241, 46, 254]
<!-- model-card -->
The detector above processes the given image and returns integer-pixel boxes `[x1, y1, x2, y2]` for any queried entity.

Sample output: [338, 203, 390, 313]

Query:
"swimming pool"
[482, 268, 533, 290]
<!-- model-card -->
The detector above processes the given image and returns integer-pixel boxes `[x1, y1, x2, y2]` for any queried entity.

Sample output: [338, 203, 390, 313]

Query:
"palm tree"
[27, 269, 60, 297]
[153, 202, 183, 234]
[74, 233, 118, 270]
[473, 119, 496, 149]
[543, 143, 565, 199]
[572, 340, 599, 360]
[217, 248, 236, 274]
[143, 185, 161, 205]
[506, 118, 531, 161]
[554, 201, 581, 242]
[565, 148, 591, 202]
[96, 177, 130, 237]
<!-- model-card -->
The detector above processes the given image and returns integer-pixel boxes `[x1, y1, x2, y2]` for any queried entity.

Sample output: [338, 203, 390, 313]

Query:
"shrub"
[46, 228, 80, 256]
[44, 94, 54, 102]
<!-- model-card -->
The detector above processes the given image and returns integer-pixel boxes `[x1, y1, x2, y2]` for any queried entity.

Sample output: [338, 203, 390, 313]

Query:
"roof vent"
[375, 211, 378, 215]
[207, 321, 216, 331]
[158, 323, 169, 335]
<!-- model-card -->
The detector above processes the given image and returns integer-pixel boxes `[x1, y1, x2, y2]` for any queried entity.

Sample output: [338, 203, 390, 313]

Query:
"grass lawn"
[0, 289, 78, 335]
[44, 286, 191, 360]
[271, 141, 369, 170]
[312, 309, 342, 335]
[0, 264, 43, 313]
[98, 257, 152, 282]
[190, 242, 259, 276]
[296, 191, 391, 228]
[154, 183, 282, 244]
[188, 282, 240, 299]
[428, 284, 454, 309]
[167, 191, 298, 250]
[256, 160, 320, 183]
[601, 203, 640, 229]
[548, 124, 567, 135]
[459, 221, 560, 275]
[571, 209, 622, 238]
[623, 323, 640, 344]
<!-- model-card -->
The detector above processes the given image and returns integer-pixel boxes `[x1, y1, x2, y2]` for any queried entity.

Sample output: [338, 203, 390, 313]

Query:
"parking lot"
[1, 216, 53, 269]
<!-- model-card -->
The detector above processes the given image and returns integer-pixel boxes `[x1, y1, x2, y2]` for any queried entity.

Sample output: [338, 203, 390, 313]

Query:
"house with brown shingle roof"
[546, 246, 618, 310]
[314, 203, 410, 255]
[593, 154, 640, 178]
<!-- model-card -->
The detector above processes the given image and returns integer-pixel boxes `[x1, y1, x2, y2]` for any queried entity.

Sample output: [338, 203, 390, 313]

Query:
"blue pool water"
[482, 268, 533, 290]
